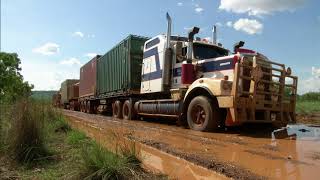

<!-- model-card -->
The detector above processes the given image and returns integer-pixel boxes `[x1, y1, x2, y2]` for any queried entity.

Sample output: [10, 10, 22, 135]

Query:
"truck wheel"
[187, 96, 220, 131]
[122, 100, 135, 120]
[81, 102, 84, 112]
[113, 100, 123, 119]
[86, 101, 91, 114]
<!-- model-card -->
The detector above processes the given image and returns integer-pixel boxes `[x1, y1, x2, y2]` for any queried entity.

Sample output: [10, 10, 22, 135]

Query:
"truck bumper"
[217, 96, 296, 126]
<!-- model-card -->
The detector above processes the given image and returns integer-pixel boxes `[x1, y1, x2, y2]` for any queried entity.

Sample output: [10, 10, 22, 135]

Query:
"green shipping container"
[96, 35, 149, 97]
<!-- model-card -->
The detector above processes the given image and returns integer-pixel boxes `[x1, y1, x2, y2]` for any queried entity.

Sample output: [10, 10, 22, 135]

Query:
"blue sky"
[1, 0, 320, 94]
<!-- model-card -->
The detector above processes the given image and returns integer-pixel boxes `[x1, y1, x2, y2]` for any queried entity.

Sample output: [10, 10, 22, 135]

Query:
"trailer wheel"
[122, 100, 135, 120]
[187, 96, 220, 131]
[81, 102, 84, 112]
[112, 100, 123, 119]
[86, 101, 91, 114]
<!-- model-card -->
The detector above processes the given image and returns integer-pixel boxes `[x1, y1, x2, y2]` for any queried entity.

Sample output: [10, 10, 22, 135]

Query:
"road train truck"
[61, 79, 80, 110]
[79, 13, 298, 131]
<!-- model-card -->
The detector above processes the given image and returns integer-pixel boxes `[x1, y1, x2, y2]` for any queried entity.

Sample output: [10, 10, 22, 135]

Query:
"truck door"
[141, 58, 151, 92]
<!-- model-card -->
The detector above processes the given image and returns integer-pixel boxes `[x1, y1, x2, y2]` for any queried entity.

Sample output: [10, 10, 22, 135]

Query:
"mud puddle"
[63, 110, 320, 180]
[65, 114, 228, 180]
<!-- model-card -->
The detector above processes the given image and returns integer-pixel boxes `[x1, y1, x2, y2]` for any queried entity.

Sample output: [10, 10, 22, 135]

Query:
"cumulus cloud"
[233, 18, 263, 35]
[60, 58, 82, 66]
[298, 67, 320, 94]
[215, 22, 223, 27]
[312, 67, 320, 78]
[219, 0, 306, 16]
[72, 31, 84, 38]
[177, 2, 183, 6]
[32, 42, 60, 55]
[226, 21, 233, 27]
[195, 7, 204, 13]
[194, 4, 204, 13]
[84, 53, 98, 59]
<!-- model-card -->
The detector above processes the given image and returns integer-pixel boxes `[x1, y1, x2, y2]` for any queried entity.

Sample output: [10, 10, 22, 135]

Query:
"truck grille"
[232, 55, 298, 122]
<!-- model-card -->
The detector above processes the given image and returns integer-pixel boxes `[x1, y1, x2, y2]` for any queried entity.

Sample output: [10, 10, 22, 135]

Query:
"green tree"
[0, 52, 34, 103]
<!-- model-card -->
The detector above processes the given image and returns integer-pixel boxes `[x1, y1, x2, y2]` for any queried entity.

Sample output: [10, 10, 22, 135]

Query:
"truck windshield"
[193, 44, 228, 60]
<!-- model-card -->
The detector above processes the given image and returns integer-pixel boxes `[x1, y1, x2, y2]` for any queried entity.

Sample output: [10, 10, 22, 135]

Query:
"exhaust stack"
[187, 27, 200, 60]
[162, 13, 173, 91]
[212, 25, 217, 44]
[166, 13, 171, 48]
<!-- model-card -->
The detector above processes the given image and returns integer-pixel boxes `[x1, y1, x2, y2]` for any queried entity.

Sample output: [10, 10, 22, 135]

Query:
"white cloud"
[226, 21, 233, 27]
[312, 67, 320, 78]
[72, 31, 84, 38]
[219, 0, 306, 16]
[84, 53, 98, 59]
[177, 2, 183, 6]
[32, 42, 60, 55]
[194, 3, 204, 13]
[88, 34, 95, 38]
[215, 22, 223, 27]
[298, 67, 320, 94]
[20, 58, 79, 90]
[233, 18, 263, 35]
[60, 58, 82, 66]
[195, 7, 204, 13]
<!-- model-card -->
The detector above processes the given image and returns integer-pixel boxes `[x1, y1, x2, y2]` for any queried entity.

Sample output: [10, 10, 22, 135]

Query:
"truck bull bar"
[231, 56, 298, 124]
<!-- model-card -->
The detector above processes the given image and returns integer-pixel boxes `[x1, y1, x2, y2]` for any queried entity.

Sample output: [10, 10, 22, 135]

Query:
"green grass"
[0, 99, 165, 179]
[296, 100, 320, 114]
[67, 130, 87, 145]
[82, 141, 141, 180]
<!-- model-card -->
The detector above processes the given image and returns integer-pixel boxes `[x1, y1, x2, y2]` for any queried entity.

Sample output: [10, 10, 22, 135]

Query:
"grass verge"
[0, 100, 166, 179]
[296, 101, 320, 115]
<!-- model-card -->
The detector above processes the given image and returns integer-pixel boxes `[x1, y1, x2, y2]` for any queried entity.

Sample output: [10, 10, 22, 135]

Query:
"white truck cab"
[134, 13, 298, 131]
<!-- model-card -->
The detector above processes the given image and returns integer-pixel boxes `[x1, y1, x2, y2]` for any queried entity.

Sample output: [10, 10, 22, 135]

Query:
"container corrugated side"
[79, 55, 100, 98]
[60, 79, 79, 103]
[68, 82, 79, 100]
[96, 35, 148, 96]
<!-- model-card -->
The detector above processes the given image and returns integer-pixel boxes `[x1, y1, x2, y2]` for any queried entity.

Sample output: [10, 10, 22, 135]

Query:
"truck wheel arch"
[182, 87, 216, 118]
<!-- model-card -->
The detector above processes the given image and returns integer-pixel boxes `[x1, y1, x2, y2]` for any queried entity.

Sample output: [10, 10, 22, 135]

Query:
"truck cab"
[135, 13, 298, 131]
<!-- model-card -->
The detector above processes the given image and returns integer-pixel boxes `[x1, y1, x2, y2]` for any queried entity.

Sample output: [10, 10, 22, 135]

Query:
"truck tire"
[86, 101, 91, 114]
[122, 100, 135, 120]
[81, 102, 85, 112]
[187, 96, 220, 131]
[113, 100, 123, 119]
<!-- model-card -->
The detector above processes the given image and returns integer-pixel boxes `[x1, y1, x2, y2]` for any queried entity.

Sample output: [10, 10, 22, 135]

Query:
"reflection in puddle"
[273, 124, 320, 140]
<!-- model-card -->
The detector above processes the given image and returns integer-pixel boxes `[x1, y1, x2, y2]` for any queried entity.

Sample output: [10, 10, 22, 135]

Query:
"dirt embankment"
[297, 113, 320, 126]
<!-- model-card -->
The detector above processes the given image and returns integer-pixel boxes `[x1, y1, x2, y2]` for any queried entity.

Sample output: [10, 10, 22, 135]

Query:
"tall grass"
[82, 141, 141, 180]
[67, 130, 87, 145]
[0, 104, 12, 152]
[9, 100, 52, 165]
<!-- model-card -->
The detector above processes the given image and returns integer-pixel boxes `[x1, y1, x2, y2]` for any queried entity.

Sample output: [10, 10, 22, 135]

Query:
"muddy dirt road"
[63, 110, 320, 180]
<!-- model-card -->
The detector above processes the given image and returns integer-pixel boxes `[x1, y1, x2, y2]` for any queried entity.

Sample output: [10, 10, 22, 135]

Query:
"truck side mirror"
[175, 41, 183, 62]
